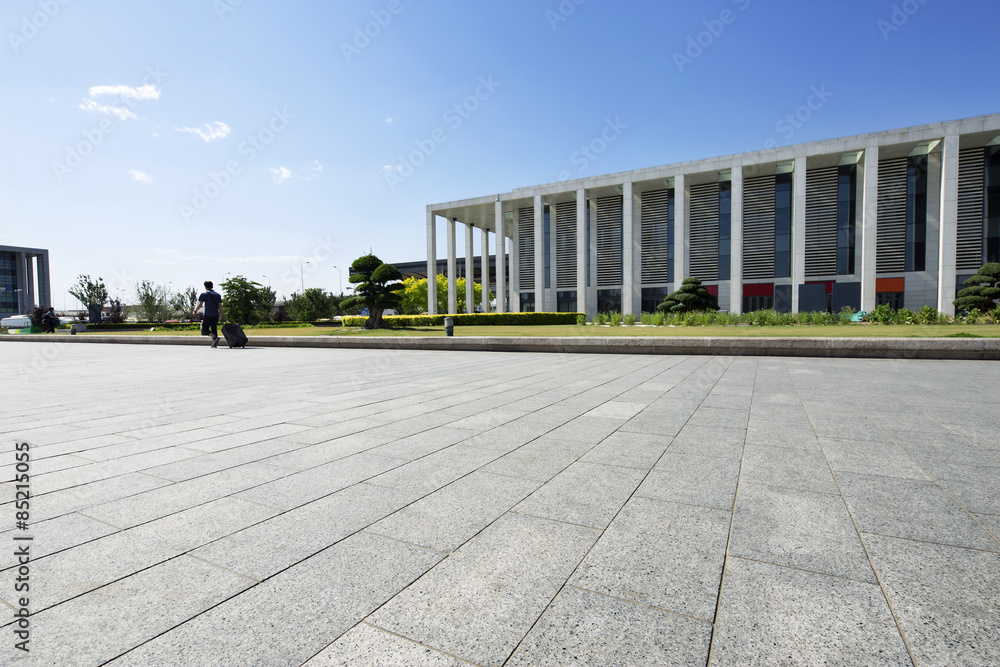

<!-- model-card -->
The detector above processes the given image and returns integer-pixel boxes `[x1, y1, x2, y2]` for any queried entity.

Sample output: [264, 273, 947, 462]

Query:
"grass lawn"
[47, 323, 1000, 338]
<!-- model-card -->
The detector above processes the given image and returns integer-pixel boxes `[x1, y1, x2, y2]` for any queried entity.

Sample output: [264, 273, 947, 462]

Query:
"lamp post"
[262, 275, 271, 289]
[300, 261, 310, 294]
[333, 265, 343, 294]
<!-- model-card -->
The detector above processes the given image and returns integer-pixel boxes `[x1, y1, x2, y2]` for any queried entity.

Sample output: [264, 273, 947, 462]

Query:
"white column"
[937, 134, 959, 315]
[730, 163, 743, 314]
[465, 223, 474, 313]
[480, 226, 490, 313]
[674, 174, 687, 285]
[576, 188, 587, 315]
[447, 217, 457, 314]
[622, 181, 635, 315]
[861, 144, 879, 312]
[426, 211, 437, 314]
[16, 252, 29, 313]
[25, 255, 36, 308]
[37, 251, 51, 309]
[588, 198, 598, 318]
[510, 209, 519, 312]
[495, 199, 506, 313]
[792, 157, 807, 313]
[534, 195, 544, 311]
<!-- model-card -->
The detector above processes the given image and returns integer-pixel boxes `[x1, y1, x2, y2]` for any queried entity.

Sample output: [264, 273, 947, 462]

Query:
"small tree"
[339, 253, 405, 329]
[169, 286, 200, 320]
[954, 262, 1000, 312]
[68, 275, 108, 310]
[285, 287, 337, 321]
[134, 280, 171, 322]
[657, 277, 720, 314]
[221, 275, 276, 324]
[107, 298, 126, 324]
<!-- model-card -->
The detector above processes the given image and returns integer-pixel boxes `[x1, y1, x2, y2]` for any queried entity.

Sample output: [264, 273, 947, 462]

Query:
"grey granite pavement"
[1, 342, 998, 665]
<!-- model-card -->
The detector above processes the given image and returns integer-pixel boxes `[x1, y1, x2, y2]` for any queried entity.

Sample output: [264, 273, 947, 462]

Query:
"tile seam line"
[499, 356, 734, 667]
[796, 363, 918, 666]
[704, 357, 757, 666]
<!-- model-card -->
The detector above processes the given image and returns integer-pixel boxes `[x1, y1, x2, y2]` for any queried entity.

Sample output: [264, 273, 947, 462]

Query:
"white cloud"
[176, 121, 231, 142]
[79, 98, 136, 120]
[269, 165, 293, 184]
[310, 160, 323, 172]
[384, 116, 395, 124]
[89, 84, 160, 100]
[187, 254, 316, 263]
[128, 170, 152, 184]
[142, 259, 172, 265]
[382, 164, 404, 174]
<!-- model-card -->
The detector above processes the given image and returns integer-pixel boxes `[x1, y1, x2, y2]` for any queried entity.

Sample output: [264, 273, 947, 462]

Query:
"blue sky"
[2, 0, 998, 308]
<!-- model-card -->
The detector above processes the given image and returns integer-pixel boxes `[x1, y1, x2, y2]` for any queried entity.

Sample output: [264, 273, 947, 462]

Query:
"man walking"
[193, 280, 225, 348]
[42, 307, 58, 333]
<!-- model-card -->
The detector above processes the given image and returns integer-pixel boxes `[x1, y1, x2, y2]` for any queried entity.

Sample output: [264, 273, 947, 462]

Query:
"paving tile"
[19, 556, 253, 664]
[686, 407, 749, 430]
[115, 532, 443, 666]
[640, 453, 741, 510]
[668, 425, 746, 459]
[193, 483, 419, 580]
[865, 534, 1000, 666]
[29, 472, 172, 522]
[0, 512, 117, 559]
[368, 426, 475, 461]
[739, 443, 839, 494]
[481, 435, 593, 482]
[729, 482, 876, 582]
[141, 438, 303, 481]
[365, 445, 498, 496]
[304, 623, 465, 666]
[570, 496, 730, 621]
[514, 461, 646, 529]
[369, 471, 540, 552]
[236, 451, 403, 510]
[820, 437, 928, 480]
[369, 513, 600, 667]
[545, 416, 625, 445]
[837, 472, 999, 551]
[579, 431, 670, 469]
[618, 410, 691, 437]
[506, 586, 713, 667]
[711, 558, 910, 665]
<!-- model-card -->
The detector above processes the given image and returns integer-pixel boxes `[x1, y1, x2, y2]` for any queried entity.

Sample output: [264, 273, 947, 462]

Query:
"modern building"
[425, 113, 1000, 317]
[0, 245, 51, 319]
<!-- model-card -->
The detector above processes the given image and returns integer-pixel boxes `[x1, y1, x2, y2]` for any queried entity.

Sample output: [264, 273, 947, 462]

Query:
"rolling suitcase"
[221, 322, 248, 348]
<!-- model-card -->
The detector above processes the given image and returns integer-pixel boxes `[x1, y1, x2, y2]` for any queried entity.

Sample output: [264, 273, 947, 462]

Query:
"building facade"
[425, 114, 1000, 317]
[0, 245, 52, 319]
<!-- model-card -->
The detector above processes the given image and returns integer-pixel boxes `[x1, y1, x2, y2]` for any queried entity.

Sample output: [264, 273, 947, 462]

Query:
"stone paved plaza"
[1, 341, 999, 665]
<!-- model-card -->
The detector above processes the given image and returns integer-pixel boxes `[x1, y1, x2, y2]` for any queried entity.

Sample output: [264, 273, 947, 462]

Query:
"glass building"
[0, 245, 51, 319]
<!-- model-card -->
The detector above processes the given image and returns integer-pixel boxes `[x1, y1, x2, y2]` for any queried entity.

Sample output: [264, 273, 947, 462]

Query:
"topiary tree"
[339, 253, 404, 329]
[954, 262, 1000, 312]
[656, 277, 720, 314]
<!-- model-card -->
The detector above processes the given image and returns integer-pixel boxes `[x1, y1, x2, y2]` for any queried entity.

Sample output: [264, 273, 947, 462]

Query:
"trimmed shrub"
[609, 312, 622, 327]
[340, 312, 583, 328]
[623, 312, 636, 326]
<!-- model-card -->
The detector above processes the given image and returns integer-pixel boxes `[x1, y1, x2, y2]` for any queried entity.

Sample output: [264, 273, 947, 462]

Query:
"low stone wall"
[3, 333, 999, 360]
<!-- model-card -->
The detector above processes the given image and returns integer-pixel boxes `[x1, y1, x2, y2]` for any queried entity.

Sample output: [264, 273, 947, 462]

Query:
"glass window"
[520, 292, 535, 313]
[544, 207, 551, 289]
[597, 289, 621, 314]
[556, 291, 577, 313]
[642, 287, 669, 314]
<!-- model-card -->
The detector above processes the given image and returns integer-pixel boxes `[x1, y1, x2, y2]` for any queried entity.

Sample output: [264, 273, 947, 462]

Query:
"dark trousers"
[202, 316, 219, 338]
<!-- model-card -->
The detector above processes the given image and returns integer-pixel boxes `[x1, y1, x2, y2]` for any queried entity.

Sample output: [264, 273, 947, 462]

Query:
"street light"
[333, 265, 343, 294]
[300, 261, 310, 294]
[262, 275, 271, 288]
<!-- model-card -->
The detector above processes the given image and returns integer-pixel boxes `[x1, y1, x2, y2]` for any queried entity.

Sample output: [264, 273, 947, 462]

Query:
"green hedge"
[342, 312, 584, 327]
[86, 321, 325, 331]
